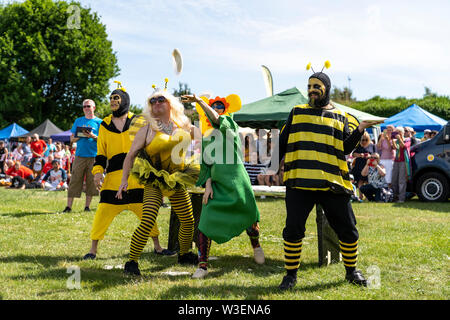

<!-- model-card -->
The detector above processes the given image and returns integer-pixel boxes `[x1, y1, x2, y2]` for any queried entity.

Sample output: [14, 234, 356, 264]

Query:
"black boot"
[124, 260, 141, 276]
[345, 269, 367, 286]
[279, 274, 297, 291]
[178, 252, 198, 265]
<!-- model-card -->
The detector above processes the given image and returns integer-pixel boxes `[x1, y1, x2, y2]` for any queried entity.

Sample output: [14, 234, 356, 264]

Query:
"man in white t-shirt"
[41, 160, 68, 191]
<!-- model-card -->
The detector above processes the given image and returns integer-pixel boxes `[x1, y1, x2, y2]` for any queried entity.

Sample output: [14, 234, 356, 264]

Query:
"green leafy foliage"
[347, 88, 450, 120]
[0, 0, 119, 130]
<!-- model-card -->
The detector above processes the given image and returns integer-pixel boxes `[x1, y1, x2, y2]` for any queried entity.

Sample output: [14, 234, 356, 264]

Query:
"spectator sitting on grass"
[5, 160, 34, 181]
[5, 160, 35, 189]
[42, 154, 54, 174]
[360, 153, 387, 202]
[41, 160, 68, 191]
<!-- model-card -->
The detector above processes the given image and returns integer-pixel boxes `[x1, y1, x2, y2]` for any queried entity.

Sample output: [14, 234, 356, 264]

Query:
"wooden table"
[167, 186, 340, 267]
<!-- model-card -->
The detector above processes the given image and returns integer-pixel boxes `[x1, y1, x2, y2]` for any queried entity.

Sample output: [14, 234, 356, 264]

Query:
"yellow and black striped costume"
[279, 104, 363, 274]
[281, 104, 360, 194]
[90, 113, 159, 240]
[128, 129, 197, 262]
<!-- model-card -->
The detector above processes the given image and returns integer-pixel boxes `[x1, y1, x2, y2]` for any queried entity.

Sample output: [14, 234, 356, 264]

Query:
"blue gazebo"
[380, 104, 447, 132]
[0, 123, 29, 140]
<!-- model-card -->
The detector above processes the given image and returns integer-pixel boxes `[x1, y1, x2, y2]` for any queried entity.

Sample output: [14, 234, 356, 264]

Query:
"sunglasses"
[110, 95, 121, 101]
[83, 105, 92, 108]
[361, 139, 369, 142]
[211, 102, 225, 110]
[149, 96, 167, 105]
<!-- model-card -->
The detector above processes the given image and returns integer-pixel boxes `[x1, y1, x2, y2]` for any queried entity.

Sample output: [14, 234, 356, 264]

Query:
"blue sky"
[8, 0, 450, 107]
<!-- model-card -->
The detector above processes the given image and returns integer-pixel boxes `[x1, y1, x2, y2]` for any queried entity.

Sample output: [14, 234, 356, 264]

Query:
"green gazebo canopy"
[234, 87, 385, 129]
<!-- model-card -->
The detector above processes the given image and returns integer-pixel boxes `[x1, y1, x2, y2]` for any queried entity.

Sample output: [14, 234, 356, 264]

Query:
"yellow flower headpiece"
[196, 94, 242, 135]
[306, 60, 331, 74]
[114, 80, 126, 92]
[152, 78, 169, 92]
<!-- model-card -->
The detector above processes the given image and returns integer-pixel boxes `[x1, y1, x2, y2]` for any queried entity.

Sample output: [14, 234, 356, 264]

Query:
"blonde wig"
[145, 91, 191, 132]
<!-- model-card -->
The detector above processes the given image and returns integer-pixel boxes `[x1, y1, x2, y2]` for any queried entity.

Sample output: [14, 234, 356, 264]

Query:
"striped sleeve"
[343, 113, 363, 155]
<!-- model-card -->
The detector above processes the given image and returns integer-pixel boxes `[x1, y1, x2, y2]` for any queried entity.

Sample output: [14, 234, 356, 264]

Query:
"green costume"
[196, 114, 260, 244]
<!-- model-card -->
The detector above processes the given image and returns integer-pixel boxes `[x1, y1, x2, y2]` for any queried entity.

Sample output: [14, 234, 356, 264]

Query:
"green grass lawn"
[0, 187, 448, 300]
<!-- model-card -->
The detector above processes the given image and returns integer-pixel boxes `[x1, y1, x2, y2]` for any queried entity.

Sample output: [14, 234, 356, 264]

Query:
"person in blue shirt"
[63, 99, 103, 213]
[43, 138, 56, 158]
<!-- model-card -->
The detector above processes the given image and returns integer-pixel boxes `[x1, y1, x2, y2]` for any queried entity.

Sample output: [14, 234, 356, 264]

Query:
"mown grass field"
[0, 187, 448, 300]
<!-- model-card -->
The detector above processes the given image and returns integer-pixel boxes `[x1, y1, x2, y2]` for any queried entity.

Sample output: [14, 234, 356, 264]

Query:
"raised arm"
[181, 94, 220, 125]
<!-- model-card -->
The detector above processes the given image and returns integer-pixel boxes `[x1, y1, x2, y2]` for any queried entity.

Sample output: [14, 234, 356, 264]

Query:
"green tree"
[172, 82, 198, 123]
[423, 86, 438, 98]
[330, 86, 356, 103]
[0, 0, 119, 130]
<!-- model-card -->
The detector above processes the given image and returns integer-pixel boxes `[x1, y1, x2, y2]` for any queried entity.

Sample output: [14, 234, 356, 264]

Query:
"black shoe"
[62, 206, 71, 213]
[178, 252, 198, 265]
[154, 248, 176, 256]
[345, 269, 367, 287]
[84, 207, 90, 212]
[124, 260, 141, 276]
[279, 274, 297, 291]
[83, 253, 96, 260]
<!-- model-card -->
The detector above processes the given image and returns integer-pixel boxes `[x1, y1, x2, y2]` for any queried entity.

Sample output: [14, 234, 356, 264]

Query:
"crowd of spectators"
[0, 124, 439, 202]
[241, 126, 437, 203]
[345, 125, 436, 203]
[0, 136, 75, 191]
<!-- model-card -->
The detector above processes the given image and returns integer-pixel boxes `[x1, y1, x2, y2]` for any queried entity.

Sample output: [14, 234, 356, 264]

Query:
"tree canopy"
[347, 88, 450, 120]
[0, 0, 119, 130]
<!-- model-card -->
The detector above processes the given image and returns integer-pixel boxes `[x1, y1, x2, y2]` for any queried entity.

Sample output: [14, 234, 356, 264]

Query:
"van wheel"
[416, 172, 449, 202]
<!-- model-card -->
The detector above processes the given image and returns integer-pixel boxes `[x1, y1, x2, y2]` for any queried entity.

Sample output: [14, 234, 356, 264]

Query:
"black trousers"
[360, 184, 382, 202]
[283, 188, 359, 244]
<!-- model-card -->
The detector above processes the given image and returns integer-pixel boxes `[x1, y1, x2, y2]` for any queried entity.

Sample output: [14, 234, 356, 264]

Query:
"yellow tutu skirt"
[131, 153, 200, 197]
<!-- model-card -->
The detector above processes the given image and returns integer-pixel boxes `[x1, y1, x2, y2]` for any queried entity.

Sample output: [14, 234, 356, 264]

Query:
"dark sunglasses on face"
[83, 105, 92, 108]
[362, 139, 368, 141]
[110, 95, 121, 100]
[150, 96, 167, 105]
[211, 102, 225, 111]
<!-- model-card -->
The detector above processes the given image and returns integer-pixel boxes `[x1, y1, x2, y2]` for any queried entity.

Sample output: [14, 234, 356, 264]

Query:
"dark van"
[409, 121, 450, 202]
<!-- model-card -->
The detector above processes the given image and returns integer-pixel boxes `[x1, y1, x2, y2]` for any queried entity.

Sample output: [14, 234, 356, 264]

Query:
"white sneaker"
[192, 267, 208, 279]
[253, 246, 265, 264]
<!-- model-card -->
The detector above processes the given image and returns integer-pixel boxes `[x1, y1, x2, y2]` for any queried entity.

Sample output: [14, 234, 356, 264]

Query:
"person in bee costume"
[181, 93, 264, 279]
[117, 79, 200, 276]
[276, 62, 381, 290]
[83, 82, 167, 260]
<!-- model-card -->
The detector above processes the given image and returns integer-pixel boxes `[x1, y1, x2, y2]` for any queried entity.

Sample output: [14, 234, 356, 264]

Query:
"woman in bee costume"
[117, 79, 200, 276]
[84, 82, 163, 260]
[181, 93, 264, 279]
[276, 62, 381, 290]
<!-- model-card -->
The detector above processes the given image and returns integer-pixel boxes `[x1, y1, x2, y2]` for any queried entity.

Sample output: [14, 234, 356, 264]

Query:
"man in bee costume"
[83, 82, 162, 260]
[277, 62, 379, 290]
